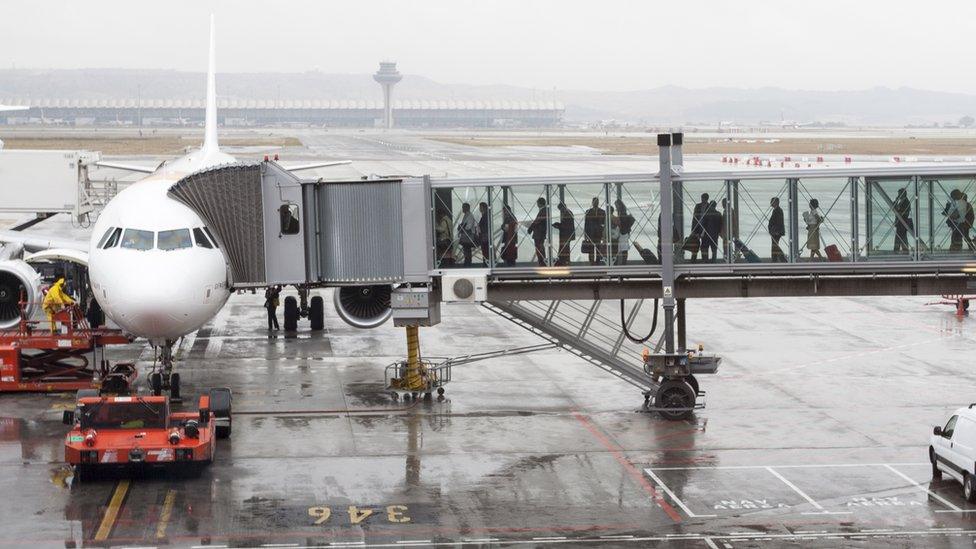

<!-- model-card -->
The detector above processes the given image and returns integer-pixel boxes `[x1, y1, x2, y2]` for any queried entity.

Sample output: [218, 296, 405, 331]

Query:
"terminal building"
[0, 98, 565, 128]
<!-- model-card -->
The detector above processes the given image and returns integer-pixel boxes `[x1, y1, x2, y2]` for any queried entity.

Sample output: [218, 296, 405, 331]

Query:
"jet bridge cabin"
[167, 161, 438, 328]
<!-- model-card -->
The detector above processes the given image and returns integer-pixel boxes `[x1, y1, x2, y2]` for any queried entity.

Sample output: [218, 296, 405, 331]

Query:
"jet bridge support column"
[659, 133, 677, 354]
[642, 133, 719, 421]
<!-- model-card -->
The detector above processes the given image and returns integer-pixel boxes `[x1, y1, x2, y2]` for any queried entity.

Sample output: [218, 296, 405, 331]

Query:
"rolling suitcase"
[825, 244, 843, 262]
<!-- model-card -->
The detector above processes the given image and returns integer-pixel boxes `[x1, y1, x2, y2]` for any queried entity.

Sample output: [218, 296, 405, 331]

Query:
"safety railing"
[428, 164, 976, 274]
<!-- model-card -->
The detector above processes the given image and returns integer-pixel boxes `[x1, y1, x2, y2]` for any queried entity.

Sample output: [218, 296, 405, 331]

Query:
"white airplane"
[0, 104, 29, 149]
[0, 16, 349, 396]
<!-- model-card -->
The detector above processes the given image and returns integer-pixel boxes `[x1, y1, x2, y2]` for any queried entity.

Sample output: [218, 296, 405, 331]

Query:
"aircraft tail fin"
[202, 14, 219, 154]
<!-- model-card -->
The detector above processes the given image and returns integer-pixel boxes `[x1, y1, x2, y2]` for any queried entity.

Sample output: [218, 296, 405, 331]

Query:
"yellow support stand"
[402, 325, 428, 391]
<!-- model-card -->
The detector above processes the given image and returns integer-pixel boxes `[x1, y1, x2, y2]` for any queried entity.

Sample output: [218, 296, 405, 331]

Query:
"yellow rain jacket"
[42, 278, 74, 329]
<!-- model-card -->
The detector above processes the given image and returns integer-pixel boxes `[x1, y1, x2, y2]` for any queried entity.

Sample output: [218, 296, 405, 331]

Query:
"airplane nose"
[100, 258, 207, 340]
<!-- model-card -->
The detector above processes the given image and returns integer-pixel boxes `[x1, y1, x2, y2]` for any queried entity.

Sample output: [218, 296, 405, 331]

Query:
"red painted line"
[572, 411, 683, 523]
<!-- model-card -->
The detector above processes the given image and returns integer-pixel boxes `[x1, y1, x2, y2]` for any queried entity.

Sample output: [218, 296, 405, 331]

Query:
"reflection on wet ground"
[1, 290, 976, 547]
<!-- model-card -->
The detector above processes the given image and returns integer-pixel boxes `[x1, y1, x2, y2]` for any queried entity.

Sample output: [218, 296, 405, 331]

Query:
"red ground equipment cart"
[63, 388, 232, 480]
[0, 299, 135, 393]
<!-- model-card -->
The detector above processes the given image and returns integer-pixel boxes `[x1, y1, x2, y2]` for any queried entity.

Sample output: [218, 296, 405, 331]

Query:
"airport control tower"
[373, 61, 402, 129]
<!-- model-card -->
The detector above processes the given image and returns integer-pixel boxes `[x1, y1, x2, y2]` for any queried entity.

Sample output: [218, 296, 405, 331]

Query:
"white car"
[930, 406, 976, 501]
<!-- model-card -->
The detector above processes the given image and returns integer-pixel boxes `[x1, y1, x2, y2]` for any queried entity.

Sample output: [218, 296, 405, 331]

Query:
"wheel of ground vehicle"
[170, 373, 181, 401]
[655, 379, 696, 421]
[149, 372, 162, 396]
[73, 465, 94, 483]
[208, 387, 233, 439]
[309, 295, 324, 331]
[686, 375, 700, 396]
[284, 296, 299, 331]
[390, 392, 399, 401]
[437, 387, 445, 396]
[966, 473, 976, 503]
[931, 449, 942, 480]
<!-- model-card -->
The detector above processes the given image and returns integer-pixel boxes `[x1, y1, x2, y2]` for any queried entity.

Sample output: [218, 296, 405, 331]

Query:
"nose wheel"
[149, 342, 182, 402]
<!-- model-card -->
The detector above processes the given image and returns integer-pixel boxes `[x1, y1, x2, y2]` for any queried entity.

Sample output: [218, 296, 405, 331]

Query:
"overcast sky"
[2, 0, 975, 94]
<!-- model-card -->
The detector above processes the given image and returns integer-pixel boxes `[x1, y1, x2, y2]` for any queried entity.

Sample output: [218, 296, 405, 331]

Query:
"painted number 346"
[308, 505, 411, 525]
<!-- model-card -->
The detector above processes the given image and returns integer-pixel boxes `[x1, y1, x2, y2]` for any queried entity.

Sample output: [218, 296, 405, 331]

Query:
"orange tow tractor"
[62, 388, 231, 480]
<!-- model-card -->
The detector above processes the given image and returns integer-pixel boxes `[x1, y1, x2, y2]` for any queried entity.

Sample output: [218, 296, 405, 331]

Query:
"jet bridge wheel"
[655, 379, 696, 421]
[284, 296, 299, 331]
[309, 295, 324, 331]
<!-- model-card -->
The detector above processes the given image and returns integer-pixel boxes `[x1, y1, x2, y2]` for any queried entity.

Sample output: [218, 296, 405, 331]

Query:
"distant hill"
[2, 69, 975, 126]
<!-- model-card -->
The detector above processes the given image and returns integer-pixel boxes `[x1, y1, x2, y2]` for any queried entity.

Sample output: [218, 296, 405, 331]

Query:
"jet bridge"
[167, 138, 976, 419]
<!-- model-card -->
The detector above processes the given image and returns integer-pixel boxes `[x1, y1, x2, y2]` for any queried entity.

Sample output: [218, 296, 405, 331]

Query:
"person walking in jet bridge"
[614, 199, 634, 265]
[435, 209, 455, 266]
[802, 198, 824, 260]
[499, 205, 519, 267]
[527, 197, 550, 266]
[552, 202, 576, 266]
[688, 193, 710, 262]
[720, 197, 739, 261]
[701, 201, 723, 263]
[893, 188, 913, 254]
[583, 197, 606, 265]
[768, 197, 787, 262]
[264, 285, 281, 331]
[456, 202, 478, 267]
[42, 277, 74, 332]
[964, 193, 975, 252]
[944, 189, 966, 252]
[478, 202, 490, 266]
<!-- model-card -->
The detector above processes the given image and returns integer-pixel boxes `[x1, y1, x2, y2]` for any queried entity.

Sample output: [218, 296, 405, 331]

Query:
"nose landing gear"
[148, 341, 181, 402]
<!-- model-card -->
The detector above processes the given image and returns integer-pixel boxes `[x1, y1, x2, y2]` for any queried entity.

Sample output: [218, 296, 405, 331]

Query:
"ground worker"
[42, 278, 74, 332]
[264, 285, 281, 330]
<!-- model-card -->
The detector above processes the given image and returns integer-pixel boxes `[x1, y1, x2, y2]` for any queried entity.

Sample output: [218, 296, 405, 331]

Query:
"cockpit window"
[203, 227, 220, 248]
[120, 229, 154, 251]
[103, 228, 123, 249]
[96, 227, 116, 248]
[158, 229, 192, 251]
[192, 227, 213, 249]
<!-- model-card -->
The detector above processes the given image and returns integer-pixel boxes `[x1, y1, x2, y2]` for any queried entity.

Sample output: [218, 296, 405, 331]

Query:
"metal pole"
[912, 176, 920, 261]
[658, 133, 676, 354]
[676, 297, 686, 352]
[788, 178, 799, 262]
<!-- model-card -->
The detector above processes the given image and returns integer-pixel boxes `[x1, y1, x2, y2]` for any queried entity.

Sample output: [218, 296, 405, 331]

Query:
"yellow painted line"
[94, 479, 130, 541]
[155, 489, 177, 539]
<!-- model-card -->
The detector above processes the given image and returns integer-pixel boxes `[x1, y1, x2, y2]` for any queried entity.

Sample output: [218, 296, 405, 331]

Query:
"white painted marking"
[262, 545, 299, 548]
[532, 537, 567, 541]
[703, 538, 720, 549]
[884, 464, 963, 512]
[395, 541, 432, 545]
[644, 468, 717, 518]
[766, 467, 823, 510]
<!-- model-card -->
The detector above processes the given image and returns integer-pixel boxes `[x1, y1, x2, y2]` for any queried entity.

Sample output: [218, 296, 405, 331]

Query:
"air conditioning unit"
[441, 271, 488, 302]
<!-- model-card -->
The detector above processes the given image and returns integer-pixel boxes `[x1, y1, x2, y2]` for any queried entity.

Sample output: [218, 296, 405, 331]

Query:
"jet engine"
[0, 260, 41, 329]
[332, 285, 392, 329]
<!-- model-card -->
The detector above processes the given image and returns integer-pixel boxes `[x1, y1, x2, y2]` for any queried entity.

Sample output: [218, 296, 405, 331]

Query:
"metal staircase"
[482, 299, 657, 394]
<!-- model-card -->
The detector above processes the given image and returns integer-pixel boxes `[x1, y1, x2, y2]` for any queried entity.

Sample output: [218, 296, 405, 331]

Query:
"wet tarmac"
[2, 130, 976, 548]
[1, 290, 976, 548]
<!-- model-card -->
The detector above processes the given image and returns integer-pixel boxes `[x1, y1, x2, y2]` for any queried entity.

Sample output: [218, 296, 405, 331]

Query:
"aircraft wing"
[0, 229, 88, 253]
[95, 161, 156, 174]
[0, 105, 28, 112]
[284, 160, 352, 172]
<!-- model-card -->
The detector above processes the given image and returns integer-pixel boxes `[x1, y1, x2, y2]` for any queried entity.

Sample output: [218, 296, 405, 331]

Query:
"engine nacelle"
[0, 260, 41, 329]
[333, 285, 392, 329]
